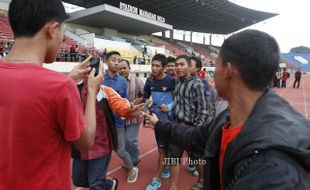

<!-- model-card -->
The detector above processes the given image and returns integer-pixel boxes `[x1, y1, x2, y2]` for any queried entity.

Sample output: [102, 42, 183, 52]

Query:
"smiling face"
[175, 58, 190, 78]
[119, 60, 130, 78]
[166, 62, 176, 75]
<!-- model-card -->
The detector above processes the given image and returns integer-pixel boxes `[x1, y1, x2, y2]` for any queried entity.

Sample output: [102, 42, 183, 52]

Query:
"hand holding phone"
[89, 58, 100, 77]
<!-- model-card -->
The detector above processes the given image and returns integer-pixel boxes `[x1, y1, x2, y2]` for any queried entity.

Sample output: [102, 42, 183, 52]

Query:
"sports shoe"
[187, 165, 196, 172]
[146, 177, 161, 190]
[193, 169, 199, 177]
[161, 166, 170, 179]
[127, 167, 139, 183]
[111, 178, 118, 190]
[191, 180, 203, 190]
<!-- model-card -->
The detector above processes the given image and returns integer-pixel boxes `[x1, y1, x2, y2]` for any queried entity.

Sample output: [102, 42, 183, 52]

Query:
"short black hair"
[220, 29, 280, 91]
[9, 0, 68, 38]
[152, 54, 167, 67]
[190, 56, 202, 71]
[176, 55, 191, 65]
[167, 56, 176, 63]
[106, 51, 121, 60]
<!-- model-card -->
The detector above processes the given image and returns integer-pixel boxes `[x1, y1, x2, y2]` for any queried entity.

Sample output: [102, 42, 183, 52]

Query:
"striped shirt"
[125, 75, 144, 126]
[174, 75, 209, 127]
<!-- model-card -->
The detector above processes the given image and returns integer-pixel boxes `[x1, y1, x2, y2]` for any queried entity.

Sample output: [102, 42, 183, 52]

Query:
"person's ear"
[224, 62, 234, 79]
[45, 21, 59, 40]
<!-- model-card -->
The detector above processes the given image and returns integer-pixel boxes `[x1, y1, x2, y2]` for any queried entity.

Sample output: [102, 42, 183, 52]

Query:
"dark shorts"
[155, 127, 168, 149]
[166, 144, 184, 165]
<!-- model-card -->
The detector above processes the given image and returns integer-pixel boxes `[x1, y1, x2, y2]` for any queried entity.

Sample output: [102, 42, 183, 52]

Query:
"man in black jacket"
[144, 30, 310, 190]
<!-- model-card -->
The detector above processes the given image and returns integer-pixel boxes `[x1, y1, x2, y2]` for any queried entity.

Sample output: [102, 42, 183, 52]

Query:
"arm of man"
[155, 120, 209, 155]
[144, 110, 228, 156]
[193, 82, 210, 127]
[73, 64, 104, 151]
[142, 78, 151, 101]
[231, 151, 303, 190]
[102, 86, 131, 117]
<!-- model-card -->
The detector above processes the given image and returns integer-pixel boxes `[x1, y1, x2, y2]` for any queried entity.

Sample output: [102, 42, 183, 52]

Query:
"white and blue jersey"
[143, 75, 175, 113]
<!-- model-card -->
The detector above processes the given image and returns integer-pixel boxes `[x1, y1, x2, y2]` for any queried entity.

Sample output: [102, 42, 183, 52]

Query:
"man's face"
[107, 54, 121, 73]
[45, 23, 64, 63]
[214, 54, 228, 98]
[119, 61, 130, 78]
[175, 58, 190, 78]
[151, 60, 165, 77]
[189, 59, 199, 75]
[166, 62, 176, 75]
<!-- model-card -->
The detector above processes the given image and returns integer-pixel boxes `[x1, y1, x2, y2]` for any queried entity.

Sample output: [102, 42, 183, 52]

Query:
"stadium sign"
[119, 2, 166, 23]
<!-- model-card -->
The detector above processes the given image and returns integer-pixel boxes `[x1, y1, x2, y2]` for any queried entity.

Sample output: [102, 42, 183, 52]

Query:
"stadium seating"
[0, 12, 14, 41]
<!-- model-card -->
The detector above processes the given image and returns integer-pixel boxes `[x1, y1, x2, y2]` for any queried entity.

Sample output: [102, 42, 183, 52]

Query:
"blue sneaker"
[187, 165, 196, 172]
[146, 177, 161, 190]
[193, 169, 199, 177]
[161, 167, 171, 179]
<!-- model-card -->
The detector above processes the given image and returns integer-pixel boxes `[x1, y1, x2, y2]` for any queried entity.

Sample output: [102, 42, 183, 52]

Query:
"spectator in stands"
[0, 0, 105, 189]
[166, 56, 176, 77]
[142, 55, 146, 65]
[104, 51, 139, 183]
[0, 42, 4, 57]
[293, 69, 302, 88]
[5, 42, 12, 54]
[144, 29, 310, 190]
[143, 45, 147, 56]
[281, 68, 289, 88]
[138, 56, 142, 65]
[119, 59, 145, 182]
[144, 54, 175, 190]
[65, 49, 70, 62]
[70, 45, 76, 62]
[133, 55, 137, 64]
[72, 77, 142, 189]
[103, 48, 108, 58]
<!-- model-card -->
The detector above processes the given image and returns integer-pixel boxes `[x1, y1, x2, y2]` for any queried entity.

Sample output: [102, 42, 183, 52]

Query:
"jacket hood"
[226, 88, 310, 171]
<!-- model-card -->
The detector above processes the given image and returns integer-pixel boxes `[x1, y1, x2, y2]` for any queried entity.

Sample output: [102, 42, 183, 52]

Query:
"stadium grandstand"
[0, 0, 278, 79]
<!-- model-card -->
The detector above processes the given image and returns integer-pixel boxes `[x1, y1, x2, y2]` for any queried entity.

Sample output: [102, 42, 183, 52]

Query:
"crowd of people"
[1, 1, 310, 190]
[0, 41, 12, 58]
[272, 68, 303, 89]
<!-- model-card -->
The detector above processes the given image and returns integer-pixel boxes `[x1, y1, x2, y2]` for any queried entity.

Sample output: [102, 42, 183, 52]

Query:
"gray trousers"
[116, 127, 134, 168]
[125, 123, 140, 165]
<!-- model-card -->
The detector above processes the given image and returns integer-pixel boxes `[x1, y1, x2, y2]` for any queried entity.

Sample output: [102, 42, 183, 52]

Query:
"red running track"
[73, 75, 310, 190]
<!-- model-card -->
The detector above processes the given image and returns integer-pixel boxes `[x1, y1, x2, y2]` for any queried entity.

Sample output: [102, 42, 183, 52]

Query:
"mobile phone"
[90, 58, 100, 76]
[80, 55, 87, 62]
[143, 104, 153, 125]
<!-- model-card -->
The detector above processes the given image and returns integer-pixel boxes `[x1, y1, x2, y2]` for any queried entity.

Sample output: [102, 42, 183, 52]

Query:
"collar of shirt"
[104, 72, 119, 80]
[127, 75, 132, 82]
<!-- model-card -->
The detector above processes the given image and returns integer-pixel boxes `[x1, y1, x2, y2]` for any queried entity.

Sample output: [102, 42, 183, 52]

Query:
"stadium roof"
[67, 4, 173, 35]
[63, 0, 277, 34]
[282, 53, 310, 72]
